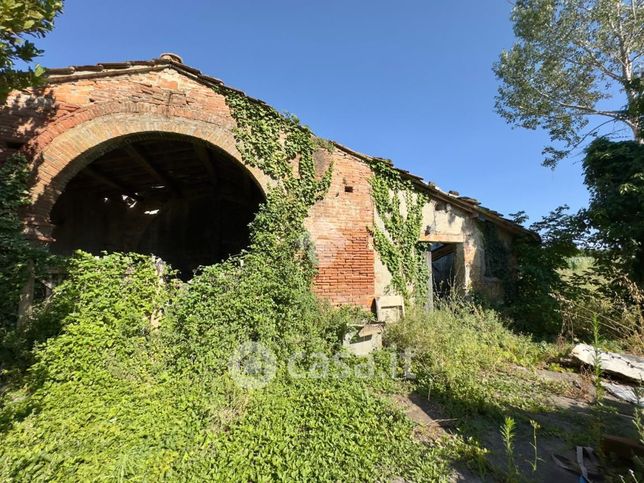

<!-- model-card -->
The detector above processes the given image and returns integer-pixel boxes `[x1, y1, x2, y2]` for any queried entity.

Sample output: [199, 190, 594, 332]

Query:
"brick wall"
[306, 149, 375, 309]
[0, 66, 377, 309]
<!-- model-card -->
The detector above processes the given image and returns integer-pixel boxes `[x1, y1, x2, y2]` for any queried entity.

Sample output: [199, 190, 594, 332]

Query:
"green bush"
[385, 300, 559, 418]
[0, 249, 469, 481]
[0, 85, 481, 482]
[557, 262, 644, 354]
[504, 206, 582, 337]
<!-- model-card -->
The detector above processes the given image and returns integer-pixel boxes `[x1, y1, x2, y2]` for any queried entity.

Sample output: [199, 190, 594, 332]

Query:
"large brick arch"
[2, 62, 378, 307]
[23, 105, 273, 240]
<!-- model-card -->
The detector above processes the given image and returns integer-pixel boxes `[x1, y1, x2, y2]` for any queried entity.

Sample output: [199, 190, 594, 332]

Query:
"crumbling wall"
[372, 193, 517, 304]
[0, 61, 521, 310]
[0, 66, 377, 308]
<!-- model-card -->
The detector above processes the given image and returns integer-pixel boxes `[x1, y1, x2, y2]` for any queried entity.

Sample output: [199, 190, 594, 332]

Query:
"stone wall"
[373, 193, 516, 304]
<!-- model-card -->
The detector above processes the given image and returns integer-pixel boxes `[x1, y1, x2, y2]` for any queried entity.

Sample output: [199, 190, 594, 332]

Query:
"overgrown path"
[392, 364, 639, 481]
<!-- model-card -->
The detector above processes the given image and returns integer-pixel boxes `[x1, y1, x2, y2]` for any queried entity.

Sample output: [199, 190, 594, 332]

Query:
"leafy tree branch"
[0, 0, 63, 103]
[495, 0, 643, 167]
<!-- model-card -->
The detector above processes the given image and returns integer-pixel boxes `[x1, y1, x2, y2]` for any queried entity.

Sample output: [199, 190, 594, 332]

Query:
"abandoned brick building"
[0, 54, 532, 311]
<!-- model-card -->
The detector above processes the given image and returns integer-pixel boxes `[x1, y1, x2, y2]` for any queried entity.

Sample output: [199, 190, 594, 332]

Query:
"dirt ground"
[393, 368, 640, 482]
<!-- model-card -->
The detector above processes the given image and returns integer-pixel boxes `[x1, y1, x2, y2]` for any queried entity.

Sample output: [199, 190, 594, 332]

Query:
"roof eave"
[40, 57, 537, 241]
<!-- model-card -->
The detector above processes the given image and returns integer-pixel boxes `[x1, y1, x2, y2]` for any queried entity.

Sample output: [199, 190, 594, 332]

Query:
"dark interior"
[50, 134, 265, 279]
[431, 243, 458, 298]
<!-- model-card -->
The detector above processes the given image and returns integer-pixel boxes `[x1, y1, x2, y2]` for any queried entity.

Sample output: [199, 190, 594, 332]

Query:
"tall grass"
[558, 258, 643, 355]
[385, 298, 561, 418]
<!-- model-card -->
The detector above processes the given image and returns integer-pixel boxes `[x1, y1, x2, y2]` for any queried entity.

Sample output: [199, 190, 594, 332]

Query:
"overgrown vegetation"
[382, 299, 603, 481]
[558, 256, 644, 353]
[504, 206, 582, 337]
[582, 138, 644, 288]
[0, 93, 473, 481]
[1, 252, 470, 481]
[0, 14, 641, 476]
[369, 157, 429, 303]
[0, 154, 55, 377]
[0, 154, 34, 326]
[480, 219, 512, 282]
[493, 0, 644, 354]
[383, 298, 644, 480]
[385, 299, 558, 419]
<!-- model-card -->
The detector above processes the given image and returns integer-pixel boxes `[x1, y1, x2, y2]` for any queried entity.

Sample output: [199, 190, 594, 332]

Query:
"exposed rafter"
[123, 144, 181, 197]
[84, 166, 143, 201]
[192, 142, 219, 189]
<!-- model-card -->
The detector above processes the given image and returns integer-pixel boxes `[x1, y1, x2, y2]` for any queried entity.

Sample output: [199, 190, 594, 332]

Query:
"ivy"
[224, 91, 331, 205]
[0, 154, 35, 327]
[369, 158, 429, 303]
[0, 90, 469, 482]
[223, 91, 332, 270]
[0, 154, 58, 375]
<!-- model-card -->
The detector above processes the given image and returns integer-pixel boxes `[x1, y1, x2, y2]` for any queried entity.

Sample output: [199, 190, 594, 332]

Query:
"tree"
[506, 206, 583, 335]
[582, 137, 644, 286]
[0, 0, 63, 103]
[494, 0, 643, 167]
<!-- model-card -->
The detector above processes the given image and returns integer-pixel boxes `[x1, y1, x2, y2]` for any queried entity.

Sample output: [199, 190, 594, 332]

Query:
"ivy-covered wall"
[2, 61, 521, 310]
[372, 178, 517, 305]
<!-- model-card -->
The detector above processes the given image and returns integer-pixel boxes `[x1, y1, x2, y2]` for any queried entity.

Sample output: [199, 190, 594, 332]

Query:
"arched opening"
[49, 133, 265, 279]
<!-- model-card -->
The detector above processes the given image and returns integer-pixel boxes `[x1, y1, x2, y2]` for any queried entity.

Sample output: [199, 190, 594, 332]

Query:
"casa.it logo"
[229, 341, 277, 389]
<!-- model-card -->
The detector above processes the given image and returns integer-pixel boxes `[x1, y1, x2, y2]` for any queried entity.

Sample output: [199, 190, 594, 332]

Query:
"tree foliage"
[506, 206, 583, 335]
[582, 137, 644, 285]
[494, 0, 643, 167]
[0, 0, 63, 103]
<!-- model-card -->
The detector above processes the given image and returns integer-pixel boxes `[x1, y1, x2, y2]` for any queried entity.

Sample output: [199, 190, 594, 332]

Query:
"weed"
[500, 416, 519, 482]
[529, 419, 540, 473]
[385, 299, 560, 419]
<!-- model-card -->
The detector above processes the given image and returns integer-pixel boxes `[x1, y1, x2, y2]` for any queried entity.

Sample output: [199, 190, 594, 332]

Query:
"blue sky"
[35, 0, 591, 223]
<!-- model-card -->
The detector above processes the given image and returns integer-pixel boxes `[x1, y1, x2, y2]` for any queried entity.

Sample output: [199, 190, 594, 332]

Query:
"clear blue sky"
[35, 0, 590, 223]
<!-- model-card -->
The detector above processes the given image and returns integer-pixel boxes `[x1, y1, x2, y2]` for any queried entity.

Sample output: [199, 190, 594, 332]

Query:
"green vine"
[369, 158, 429, 303]
[0, 154, 60, 376]
[222, 90, 333, 276]
[0, 81, 464, 483]
[480, 220, 516, 305]
[0, 154, 50, 327]
[224, 91, 331, 200]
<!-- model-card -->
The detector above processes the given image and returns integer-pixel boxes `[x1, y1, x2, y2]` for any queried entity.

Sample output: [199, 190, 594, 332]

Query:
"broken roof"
[44, 54, 535, 238]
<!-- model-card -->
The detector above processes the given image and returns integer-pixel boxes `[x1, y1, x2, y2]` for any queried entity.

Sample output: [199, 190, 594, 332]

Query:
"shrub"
[582, 138, 644, 288]
[557, 265, 644, 354]
[504, 206, 582, 337]
[0, 249, 468, 481]
[385, 299, 558, 418]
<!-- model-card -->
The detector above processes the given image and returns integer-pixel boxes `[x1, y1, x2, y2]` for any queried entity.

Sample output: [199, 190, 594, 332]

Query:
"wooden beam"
[192, 142, 219, 189]
[419, 233, 465, 244]
[84, 167, 143, 201]
[123, 145, 181, 197]
[431, 243, 456, 261]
